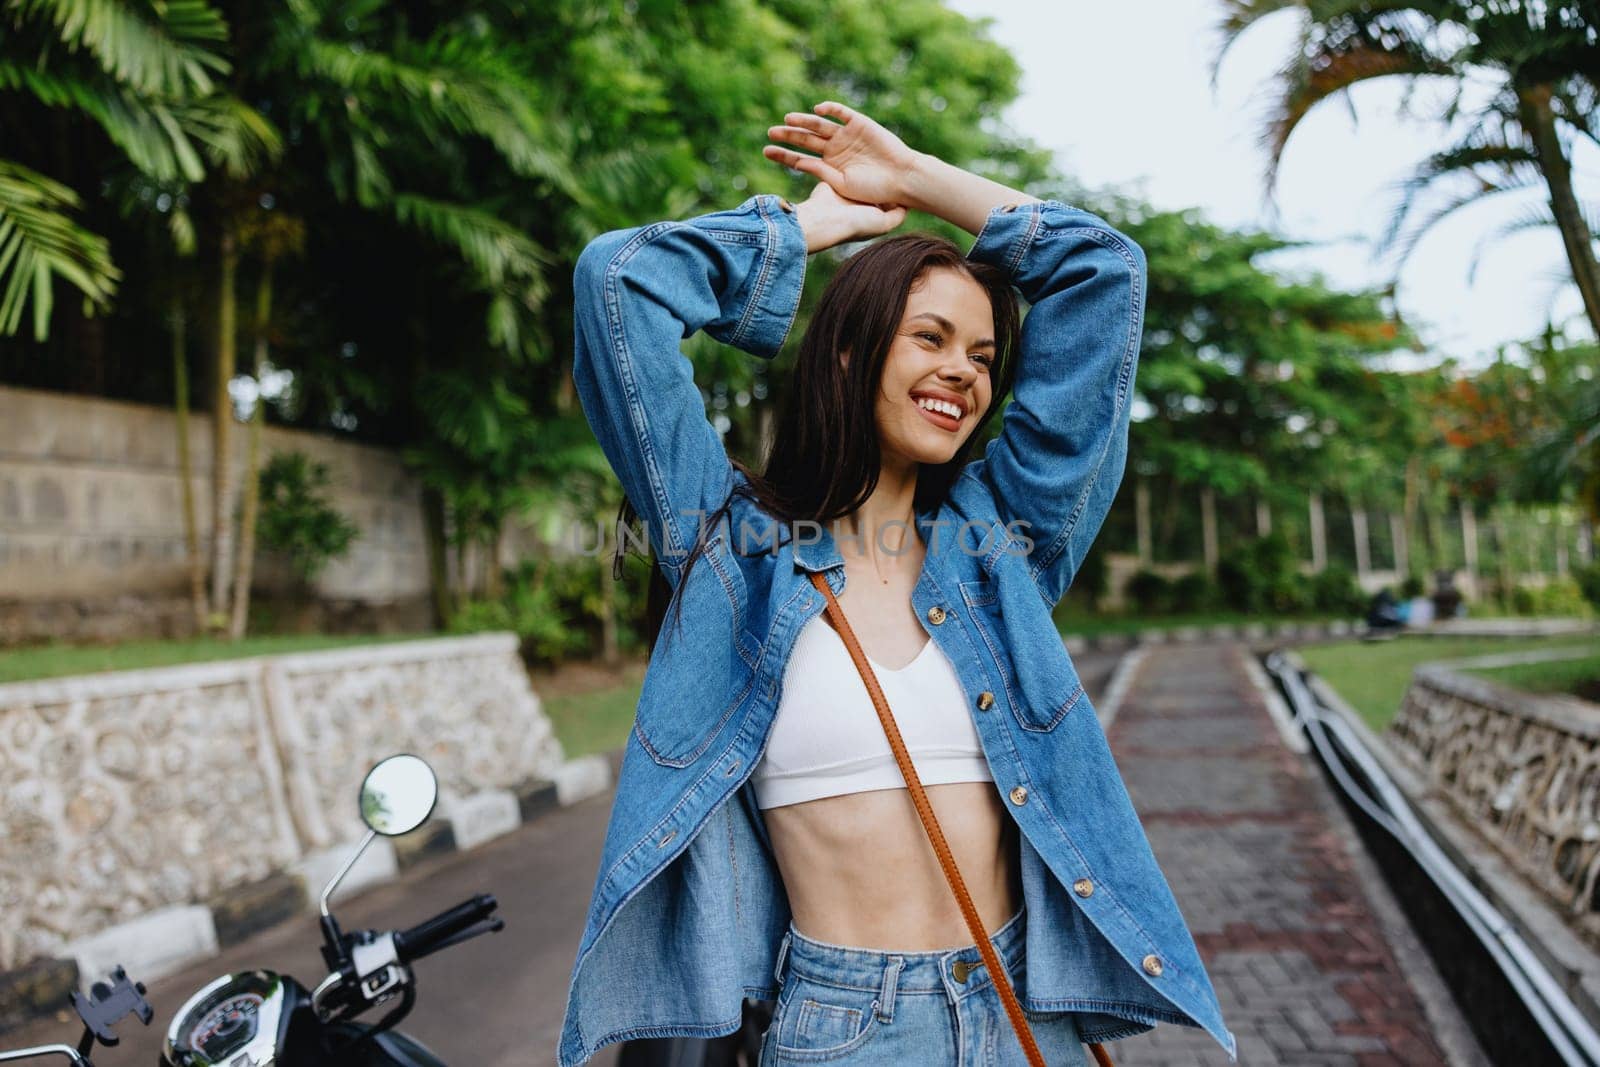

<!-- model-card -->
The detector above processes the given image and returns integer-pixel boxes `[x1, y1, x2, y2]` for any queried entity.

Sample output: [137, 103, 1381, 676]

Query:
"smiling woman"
[562, 100, 1235, 1067]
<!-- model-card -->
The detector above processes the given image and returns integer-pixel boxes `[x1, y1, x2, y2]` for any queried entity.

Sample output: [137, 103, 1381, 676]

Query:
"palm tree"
[0, 0, 276, 339]
[1213, 0, 1600, 340]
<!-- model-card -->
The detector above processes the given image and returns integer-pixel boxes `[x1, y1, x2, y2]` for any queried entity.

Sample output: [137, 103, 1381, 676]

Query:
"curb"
[1063, 617, 1359, 653]
[0, 755, 613, 1038]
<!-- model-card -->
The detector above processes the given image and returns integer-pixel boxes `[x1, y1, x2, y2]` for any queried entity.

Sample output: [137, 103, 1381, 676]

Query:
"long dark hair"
[618, 230, 1022, 652]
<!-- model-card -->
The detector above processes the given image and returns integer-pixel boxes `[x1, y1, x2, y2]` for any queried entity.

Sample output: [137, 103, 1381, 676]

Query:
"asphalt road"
[4, 650, 1123, 1067]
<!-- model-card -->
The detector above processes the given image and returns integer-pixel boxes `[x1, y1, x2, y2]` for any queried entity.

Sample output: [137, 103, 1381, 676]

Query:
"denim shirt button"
[976, 691, 995, 711]
[1001, 203, 1019, 212]
[927, 605, 947, 625]
[777, 196, 795, 213]
[1072, 878, 1094, 898]
[1142, 954, 1164, 977]
[1009, 786, 1028, 806]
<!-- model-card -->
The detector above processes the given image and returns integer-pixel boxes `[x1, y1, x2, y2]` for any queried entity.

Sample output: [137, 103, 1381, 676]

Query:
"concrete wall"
[0, 386, 430, 641]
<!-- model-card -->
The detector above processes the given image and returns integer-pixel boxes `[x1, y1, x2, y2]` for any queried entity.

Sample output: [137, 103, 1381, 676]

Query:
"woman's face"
[866, 266, 996, 470]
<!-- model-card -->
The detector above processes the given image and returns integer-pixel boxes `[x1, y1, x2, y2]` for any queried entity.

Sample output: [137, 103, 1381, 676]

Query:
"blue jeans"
[760, 903, 1090, 1066]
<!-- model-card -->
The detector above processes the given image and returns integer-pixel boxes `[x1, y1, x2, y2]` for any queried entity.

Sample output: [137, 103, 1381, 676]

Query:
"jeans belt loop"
[877, 957, 904, 1023]
[773, 931, 792, 987]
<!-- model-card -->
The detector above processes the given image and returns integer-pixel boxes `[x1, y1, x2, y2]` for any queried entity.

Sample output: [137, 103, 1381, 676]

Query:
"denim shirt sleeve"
[571, 193, 807, 585]
[962, 199, 1148, 607]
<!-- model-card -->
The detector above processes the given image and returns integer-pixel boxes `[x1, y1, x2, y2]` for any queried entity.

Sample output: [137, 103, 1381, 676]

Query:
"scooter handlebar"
[393, 894, 499, 964]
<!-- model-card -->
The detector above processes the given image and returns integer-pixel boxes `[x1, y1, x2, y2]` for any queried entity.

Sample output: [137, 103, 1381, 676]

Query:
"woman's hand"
[764, 101, 922, 210]
[789, 180, 906, 254]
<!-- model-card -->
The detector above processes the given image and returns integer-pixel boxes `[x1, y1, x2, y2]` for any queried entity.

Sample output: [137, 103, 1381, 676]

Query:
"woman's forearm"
[901, 152, 1043, 236]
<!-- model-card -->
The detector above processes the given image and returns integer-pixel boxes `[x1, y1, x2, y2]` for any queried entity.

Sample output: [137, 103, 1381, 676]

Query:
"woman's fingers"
[761, 144, 838, 185]
[813, 100, 855, 123]
[781, 112, 839, 137]
[767, 124, 826, 153]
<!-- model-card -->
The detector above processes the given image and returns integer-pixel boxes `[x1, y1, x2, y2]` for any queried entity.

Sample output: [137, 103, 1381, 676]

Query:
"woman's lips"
[914, 401, 962, 432]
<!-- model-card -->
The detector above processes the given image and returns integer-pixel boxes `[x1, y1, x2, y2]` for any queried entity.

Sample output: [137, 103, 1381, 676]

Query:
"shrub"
[1170, 572, 1220, 614]
[1124, 569, 1172, 614]
[1072, 547, 1111, 609]
[1576, 561, 1600, 612]
[1217, 531, 1303, 614]
[1399, 574, 1424, 599]
[256, 452, 358, 582]
[1309, 565, 1364, 616]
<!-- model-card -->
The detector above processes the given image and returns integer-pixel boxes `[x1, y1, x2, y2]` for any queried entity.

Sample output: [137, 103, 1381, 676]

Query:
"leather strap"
[808, 571, 1114, 1067]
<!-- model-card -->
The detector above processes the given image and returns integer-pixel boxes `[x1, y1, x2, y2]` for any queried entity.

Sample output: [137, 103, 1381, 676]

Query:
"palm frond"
[1375, 131, 1541, 260]
[1463, 203, 1561, 286]
[0, 159, 119, 338]
[5, 0, 230, 97]
[390, 191, 553, 295]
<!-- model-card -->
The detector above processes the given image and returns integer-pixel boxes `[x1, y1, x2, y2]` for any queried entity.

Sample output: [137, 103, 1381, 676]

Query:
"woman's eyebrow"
[908, 312, 996, 349]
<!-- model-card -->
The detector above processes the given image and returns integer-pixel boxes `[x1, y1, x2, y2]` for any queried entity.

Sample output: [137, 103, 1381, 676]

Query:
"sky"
[942, 0, 1598, 371]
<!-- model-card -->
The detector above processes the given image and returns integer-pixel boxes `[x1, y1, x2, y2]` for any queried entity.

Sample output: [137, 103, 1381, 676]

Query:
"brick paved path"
[1104, 642, 1460, 1066]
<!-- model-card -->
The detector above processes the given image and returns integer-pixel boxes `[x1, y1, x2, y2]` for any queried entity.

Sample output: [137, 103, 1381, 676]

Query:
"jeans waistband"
[773, 903, 1027, 1002]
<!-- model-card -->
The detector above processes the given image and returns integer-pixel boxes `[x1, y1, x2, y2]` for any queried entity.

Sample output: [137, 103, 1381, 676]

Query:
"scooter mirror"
[359, 754, 438, 836]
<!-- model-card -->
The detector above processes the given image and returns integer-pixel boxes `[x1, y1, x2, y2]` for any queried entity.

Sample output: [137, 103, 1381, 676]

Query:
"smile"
[913, 395, 963, 432]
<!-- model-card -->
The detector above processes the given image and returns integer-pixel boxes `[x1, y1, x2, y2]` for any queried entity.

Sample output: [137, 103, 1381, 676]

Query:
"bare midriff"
[763, 780, 1023, 951]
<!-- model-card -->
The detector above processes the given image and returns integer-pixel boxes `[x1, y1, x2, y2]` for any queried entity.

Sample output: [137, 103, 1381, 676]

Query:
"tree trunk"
[600, 555, 618, 665]
[228, 263, 274, 641]
[208, 225, 240, 621]
[172, 300, 207, 631]
[422, 487, 452, 628]
[1309, 491, 1327, 573]
[485, 523, 505, 601]
[1255, 497, 1271, 537]
[1199, 485, 1218, 574]
[1135, 477, 1152, 564]
[1460, 499, 1479, 591]
[1518, 83, 1600, 341]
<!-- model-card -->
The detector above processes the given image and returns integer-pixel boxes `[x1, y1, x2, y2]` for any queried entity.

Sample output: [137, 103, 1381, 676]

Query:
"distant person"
[561, 101, 1233, 1065]
[1365, 587, 1405, 638]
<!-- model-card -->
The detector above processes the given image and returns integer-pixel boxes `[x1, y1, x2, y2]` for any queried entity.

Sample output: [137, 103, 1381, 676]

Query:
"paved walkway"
[1104, 642, 1479, 1067]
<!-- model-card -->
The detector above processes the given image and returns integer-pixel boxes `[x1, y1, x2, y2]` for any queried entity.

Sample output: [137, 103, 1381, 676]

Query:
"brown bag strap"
[807, 572, 1114, 1067]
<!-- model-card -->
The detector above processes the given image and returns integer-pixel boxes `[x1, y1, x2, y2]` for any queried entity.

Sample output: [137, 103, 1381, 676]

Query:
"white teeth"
[914, 396, 962, 419]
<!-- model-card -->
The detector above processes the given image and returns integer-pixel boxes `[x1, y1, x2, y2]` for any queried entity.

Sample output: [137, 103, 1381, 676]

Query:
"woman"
[559, 102, 1236, 1067]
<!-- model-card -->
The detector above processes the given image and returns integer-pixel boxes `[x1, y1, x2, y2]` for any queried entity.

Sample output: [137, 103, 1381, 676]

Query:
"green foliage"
[1170, 572, 1221, 614]
[449, 553, 649, 665]
[255, 451, 358, 582]
[1308, 565, 1364, 616]
[1399, 574, 1425, 599]
[1216, 532, 1314, 615]
[1071, 547, 1110, 608]
[1578, 562, 1600, 612]
[1125, 570, 1172, 615]
[1508, 578, 1593, 618]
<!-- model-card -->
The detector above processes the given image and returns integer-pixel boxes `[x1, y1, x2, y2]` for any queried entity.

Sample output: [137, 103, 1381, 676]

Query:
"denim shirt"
[559, 193, 1237, 1065]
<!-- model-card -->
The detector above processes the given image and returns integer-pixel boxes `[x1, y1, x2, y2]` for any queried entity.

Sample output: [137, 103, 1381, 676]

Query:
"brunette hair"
[621, 230, 1021, 650]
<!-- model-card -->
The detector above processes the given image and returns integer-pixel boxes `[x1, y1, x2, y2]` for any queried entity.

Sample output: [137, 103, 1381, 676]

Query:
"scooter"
[159, 753, 503, 1066]
[0, 966, 152, 1065]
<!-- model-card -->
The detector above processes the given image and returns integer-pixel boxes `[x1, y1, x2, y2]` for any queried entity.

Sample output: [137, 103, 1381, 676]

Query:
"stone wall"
[0, 385, 430, 643]
[1387, 653, 1600, 947]
[0, 634, 565, 971]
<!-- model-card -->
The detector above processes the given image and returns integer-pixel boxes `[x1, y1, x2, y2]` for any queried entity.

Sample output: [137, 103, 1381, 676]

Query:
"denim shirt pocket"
[632, 531, 754, 767]
[960, 571, 1085, 733]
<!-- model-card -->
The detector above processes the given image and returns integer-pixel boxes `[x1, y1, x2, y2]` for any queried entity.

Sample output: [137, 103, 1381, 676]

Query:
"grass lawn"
[1054, 609, 1347, 638]
[541, 676, 645, 759]
[0, 632, 436, 685]
[1464, 651, 1600, 701]
[1297, 635, 1600, 732]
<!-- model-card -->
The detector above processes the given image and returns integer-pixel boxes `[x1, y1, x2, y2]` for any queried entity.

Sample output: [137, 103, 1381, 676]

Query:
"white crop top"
[750, 614, 994, 810]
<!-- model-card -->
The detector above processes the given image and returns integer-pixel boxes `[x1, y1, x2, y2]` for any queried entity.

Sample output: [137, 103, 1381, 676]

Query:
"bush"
[256, 452, 358, 582]
[1399, 574, 1425, 600]
[1309, 565, 1364, 616]
[1124, 570, 1172, 614]
[1216, 531, 1304, 614]
[1577, 561, 1600, 612]
[1170, 572, 1220, 614]
[1513, 578, 1592, 618]
[1072, 547, 1111, 609]
[449, 553, 631, 664]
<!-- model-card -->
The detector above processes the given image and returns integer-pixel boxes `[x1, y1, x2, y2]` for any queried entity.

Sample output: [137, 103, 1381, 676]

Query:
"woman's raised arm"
[765, 100, 1042, 234]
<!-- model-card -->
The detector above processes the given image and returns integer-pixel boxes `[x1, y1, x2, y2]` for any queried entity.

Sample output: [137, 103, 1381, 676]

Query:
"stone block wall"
[0, 634, 565, 971]
[0, 385, 430, 643]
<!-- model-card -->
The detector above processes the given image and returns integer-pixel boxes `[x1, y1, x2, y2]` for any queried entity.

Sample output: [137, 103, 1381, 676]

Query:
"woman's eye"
[918, 331, 942, 345]
[972, 353, 994, 368]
